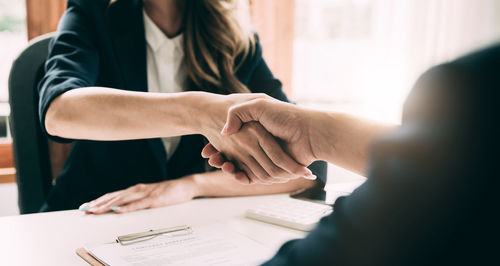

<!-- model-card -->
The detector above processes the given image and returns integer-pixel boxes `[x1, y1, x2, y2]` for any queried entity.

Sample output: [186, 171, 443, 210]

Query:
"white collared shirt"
[143, 10, 186, 160]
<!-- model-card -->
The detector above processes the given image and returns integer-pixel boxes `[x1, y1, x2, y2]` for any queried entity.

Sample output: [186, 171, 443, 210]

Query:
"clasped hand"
[202, 96, 319, 184]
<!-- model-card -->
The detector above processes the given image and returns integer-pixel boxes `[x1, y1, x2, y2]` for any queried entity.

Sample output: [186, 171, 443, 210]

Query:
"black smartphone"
[290, 180, 352, 205]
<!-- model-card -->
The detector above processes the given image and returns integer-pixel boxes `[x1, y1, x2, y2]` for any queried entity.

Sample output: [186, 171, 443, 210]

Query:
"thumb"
[221, 100, 263, 135]
[221, 108, 243, 135]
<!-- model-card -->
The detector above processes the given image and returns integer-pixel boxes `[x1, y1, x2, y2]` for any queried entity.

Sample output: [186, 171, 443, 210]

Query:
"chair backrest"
[8, 33, 56, 214]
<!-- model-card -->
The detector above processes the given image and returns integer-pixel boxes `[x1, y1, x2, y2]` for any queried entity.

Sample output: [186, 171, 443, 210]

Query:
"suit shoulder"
[67, 0, 109, 11]
[235, 32, 263, 71]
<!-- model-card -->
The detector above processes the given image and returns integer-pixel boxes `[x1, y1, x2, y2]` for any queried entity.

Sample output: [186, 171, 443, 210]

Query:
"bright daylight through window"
[293, 0, 500, 123]
[292, 0, 500, 181]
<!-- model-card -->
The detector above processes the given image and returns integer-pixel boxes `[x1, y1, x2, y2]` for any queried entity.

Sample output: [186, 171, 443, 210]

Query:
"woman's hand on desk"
[79, 170, 317, 214]
[80, 178, 198, 214]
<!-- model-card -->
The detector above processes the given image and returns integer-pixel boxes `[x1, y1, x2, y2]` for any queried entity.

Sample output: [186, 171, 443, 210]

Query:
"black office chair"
[8, 33, 56, 214]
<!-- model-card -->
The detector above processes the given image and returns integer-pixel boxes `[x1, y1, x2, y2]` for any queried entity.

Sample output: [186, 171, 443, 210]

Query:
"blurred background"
[1, 0, 500, 216]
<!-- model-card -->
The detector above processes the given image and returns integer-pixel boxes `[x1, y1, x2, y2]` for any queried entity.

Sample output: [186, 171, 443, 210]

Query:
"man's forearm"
[189, 170, 318, 197]
[310, 111, 396, 175]
[211, 98, 395, 178]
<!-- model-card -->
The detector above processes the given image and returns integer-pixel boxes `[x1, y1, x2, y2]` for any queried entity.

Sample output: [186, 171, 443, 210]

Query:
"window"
[0, 0, 27, 138]
[292, 0, 500, 181]
[293, 0, 500, 123]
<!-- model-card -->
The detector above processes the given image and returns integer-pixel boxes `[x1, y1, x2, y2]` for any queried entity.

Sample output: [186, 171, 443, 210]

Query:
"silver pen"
[116, 225, 192, 245]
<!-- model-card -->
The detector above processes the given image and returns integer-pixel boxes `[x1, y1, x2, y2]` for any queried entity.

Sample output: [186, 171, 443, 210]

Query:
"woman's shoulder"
[61, 0, 110, 28]
[67, 0, 110, 10]
[63, 0, 141, 31]
[235, 32, 264, 72]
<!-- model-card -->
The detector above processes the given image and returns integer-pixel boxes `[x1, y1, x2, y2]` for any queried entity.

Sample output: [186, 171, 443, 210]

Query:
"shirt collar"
[143, 9, 183, 53]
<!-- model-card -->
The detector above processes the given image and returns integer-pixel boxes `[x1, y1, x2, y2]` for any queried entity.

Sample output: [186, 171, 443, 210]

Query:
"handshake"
[200, 94, 325, 185]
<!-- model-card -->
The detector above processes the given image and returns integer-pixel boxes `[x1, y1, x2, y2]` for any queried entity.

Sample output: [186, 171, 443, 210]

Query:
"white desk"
[0, 194, 306, 266]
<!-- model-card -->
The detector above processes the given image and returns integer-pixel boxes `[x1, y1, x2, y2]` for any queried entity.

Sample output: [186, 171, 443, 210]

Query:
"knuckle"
[243, 124, 256, 134]
[264, 147, 284, 164]
[255, 97, 270, 106]
[268, 148, 283, 161]
[109, 197, 122, 206]
[272, 156, 299, 174]
[98, 194, 110, 201]
[134, 183, 146, 190]
[150, 190, 163, 198]
[227, 106, 237, 116]
[247, 123, 262, 135]
[239, 138, 254, 150]
[255, 93, 267, 99]
[270, 160, 288, 174]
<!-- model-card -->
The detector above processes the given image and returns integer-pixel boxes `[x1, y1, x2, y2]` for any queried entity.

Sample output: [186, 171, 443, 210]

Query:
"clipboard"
[76, 248, 104, 266]
[76, 225, 192, 266]
[76, 223, 271, 265]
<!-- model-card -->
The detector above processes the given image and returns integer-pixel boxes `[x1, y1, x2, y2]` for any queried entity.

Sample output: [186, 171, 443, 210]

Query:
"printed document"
[85, 223, 272, 266]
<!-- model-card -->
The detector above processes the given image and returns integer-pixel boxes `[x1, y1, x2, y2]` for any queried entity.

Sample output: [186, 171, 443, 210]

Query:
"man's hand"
[200, 94, 314, 184]
[202, 98, 320, 182]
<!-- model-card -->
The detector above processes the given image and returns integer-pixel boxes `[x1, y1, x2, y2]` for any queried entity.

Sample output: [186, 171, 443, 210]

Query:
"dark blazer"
[38, 0, 326, 211]
[263, 45, 499, 265]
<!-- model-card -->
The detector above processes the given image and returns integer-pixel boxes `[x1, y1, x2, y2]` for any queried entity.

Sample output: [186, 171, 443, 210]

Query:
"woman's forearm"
[189, 170, 318, 197]
[46, 89, 311, 182]
[45, 87, 217, 140]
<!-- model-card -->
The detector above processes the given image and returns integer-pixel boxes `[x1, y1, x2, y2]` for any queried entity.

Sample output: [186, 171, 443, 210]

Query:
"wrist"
[183, 174, 203, 198]
[178, 91, 213, 134]
[184, 92, 228, 136]
[308, 109, 337, 162]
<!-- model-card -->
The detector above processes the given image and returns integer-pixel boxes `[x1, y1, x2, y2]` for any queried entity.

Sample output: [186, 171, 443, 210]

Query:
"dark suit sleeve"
[240, 37, 289, 102]
[262, 58, 488, 265]
[38, 2, 100, 143]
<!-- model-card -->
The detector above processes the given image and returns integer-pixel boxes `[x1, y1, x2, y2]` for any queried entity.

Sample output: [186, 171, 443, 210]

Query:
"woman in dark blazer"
[38, 0, 326, 213]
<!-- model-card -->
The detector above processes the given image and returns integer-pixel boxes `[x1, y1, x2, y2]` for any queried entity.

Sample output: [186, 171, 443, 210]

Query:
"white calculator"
[245, 197, 334, 231]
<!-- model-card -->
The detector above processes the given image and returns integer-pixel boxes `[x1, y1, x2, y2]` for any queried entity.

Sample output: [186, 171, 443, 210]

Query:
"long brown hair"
[182, 0, 255, 94]
[110, 0, 255, 94]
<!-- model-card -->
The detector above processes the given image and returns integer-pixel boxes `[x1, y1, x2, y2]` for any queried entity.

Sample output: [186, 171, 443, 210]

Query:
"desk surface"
[0, 194, 307, 266]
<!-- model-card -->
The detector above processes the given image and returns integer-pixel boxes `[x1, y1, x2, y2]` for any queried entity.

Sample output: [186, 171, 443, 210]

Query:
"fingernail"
[79, 204, 90, 212]
[111, 206, 121, 211]
[304, 174, 317, 180]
